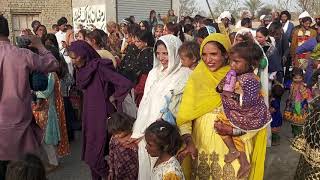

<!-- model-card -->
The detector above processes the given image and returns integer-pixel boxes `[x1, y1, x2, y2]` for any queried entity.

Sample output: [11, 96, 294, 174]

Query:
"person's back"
[0, 15, 58, 179]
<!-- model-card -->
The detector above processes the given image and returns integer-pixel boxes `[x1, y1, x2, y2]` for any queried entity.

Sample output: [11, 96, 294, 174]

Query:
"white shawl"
[132, 35, 192, 139]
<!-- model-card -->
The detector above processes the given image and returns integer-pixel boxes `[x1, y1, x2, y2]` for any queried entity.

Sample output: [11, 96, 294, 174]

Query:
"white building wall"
[72, 0, 181, 31]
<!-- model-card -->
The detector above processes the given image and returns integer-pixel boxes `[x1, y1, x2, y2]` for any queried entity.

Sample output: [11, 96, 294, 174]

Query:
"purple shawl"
[69, 41, 133, 177]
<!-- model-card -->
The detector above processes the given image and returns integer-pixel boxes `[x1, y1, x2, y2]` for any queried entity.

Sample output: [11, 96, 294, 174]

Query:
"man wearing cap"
[218, 11, 233, 36]
[291, 12, 317, 69]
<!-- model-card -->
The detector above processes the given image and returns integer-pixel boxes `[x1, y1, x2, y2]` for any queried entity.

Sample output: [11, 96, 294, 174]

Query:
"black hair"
[184, 16, 193, 24]
[107, 112, 135, 135]
[87, 29, 104, 48]
[292, 67, 304, 77]
[166, 22, 185, 42]
[96, 29, 110, 50]
[241, 18, 252, 27]
[31, 20, 41, 29]
[136, 30, 155, 47]
[197, 26, 210, 39]
[230, 41, 263, 71]
[35, 25, 47, 39]
[205, 41, 228, 57]
[128, 16, 135, 24]
[203, 18, 214, 26]
[44, 33, 59, 49]
[268, 22, 282, 35]
[272, 84, 284, 98]
[149, 10, 156, 20]
[57, 17, 68, 26]
[0, 15, 9, 37]
[6, 153, 46, 180]
[145, 120, 182, 156]
[256, 27, 269, 37]
[78, 29, 88, 39]
[154, 40, 166, 54]
[140, 20, 151, 32]
[178, 41, 201, 62]
[301, 17, 312, 23]
[194, 15, 205, 22]
[184, 24, 194, 34]
[280, 11, 291, 20]
[128, 23, 141, 36]
[45, 44, 68, 79]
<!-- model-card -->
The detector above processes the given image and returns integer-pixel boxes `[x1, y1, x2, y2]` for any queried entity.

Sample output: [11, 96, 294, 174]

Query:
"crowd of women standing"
[6, 7, 320, 180]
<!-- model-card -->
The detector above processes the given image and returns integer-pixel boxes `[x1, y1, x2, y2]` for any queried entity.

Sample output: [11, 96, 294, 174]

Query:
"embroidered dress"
[33, 73, 70, 156]
[151, 157, 185, 180]
[108, 136, 138, 180]
[284, 81, 312, 137]
[291, 27, 317, 69]
[218, 73, 271, 132]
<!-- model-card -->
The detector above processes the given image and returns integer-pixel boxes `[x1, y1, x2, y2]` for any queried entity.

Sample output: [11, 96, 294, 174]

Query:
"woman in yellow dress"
[176, 33, 268, 180]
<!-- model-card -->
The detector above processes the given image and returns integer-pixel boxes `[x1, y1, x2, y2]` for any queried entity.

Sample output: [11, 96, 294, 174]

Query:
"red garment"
[134, 73, 148, 107]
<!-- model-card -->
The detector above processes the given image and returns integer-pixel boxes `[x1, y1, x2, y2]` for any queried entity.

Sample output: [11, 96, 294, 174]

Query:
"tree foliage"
[297, 0, 320, 16]
[208, 0, 241, 18]
[179, 0, 207, 17]
[243, 0, 265, 17]
[257, 7, 273, 18]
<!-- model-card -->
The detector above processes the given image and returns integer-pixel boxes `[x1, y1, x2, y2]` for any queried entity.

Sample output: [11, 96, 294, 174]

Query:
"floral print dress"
[151, 157, 185, 180]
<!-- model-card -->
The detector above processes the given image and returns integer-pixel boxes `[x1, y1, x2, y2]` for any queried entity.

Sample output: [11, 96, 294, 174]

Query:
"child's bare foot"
[237, 153, 251, 179]
[237, 163, 251, 179]
[224, 150, 240, 163]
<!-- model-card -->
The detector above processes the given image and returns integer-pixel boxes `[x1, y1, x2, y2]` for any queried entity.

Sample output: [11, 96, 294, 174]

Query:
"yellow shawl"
[176, 33, 267, 180]
[177, 33, 231, 125]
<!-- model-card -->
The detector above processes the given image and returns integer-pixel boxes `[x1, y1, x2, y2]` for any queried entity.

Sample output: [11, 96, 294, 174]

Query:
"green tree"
[179, 0, 207, 17]
[243, 0, 265, 17]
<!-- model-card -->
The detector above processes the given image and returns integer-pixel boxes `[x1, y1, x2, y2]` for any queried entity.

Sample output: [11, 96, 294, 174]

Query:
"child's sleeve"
[240, 75, 261, 108]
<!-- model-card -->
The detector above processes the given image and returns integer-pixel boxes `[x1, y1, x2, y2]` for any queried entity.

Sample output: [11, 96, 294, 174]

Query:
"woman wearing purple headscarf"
[68, 40, 132, 180]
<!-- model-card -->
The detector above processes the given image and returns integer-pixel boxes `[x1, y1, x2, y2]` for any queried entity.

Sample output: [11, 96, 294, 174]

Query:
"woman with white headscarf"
[129, 34, 192, 179]
[218, 11, 233, 36]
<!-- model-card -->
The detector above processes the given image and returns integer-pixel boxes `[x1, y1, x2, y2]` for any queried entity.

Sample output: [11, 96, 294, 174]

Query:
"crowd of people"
[0, 7, 320, 180]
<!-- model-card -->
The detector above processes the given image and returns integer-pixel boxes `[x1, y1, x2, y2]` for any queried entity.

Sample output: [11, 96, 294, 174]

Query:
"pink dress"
[0, 41, 58, 161]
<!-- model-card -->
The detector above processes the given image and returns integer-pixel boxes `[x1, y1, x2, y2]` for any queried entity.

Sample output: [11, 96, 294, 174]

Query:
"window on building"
[12, 14, 40, 42]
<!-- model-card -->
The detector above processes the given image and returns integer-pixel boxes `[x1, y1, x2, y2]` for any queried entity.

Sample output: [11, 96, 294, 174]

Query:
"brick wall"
[0, 0, 72, 40]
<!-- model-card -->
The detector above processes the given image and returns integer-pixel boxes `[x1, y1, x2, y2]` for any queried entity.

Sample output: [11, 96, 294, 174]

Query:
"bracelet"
[232, 128, 245, 136]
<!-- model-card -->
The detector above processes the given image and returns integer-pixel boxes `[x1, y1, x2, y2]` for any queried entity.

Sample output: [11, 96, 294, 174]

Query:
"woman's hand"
[124, 137, 142, 147]
[214, 121, 233, 136]
[177, 135, 198, 162]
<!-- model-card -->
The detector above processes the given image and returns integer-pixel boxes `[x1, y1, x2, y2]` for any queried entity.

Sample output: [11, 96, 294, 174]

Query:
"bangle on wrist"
[232, 128, 245, 136]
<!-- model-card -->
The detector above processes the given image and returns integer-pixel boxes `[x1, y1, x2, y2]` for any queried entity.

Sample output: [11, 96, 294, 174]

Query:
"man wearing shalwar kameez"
[0, 15, 59, 179]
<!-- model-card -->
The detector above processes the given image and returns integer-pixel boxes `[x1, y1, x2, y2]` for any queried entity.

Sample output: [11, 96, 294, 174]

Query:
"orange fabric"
[217, 113, 245, 152]
[54, 74, 70, 157]
[32, 73, 70, 157]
